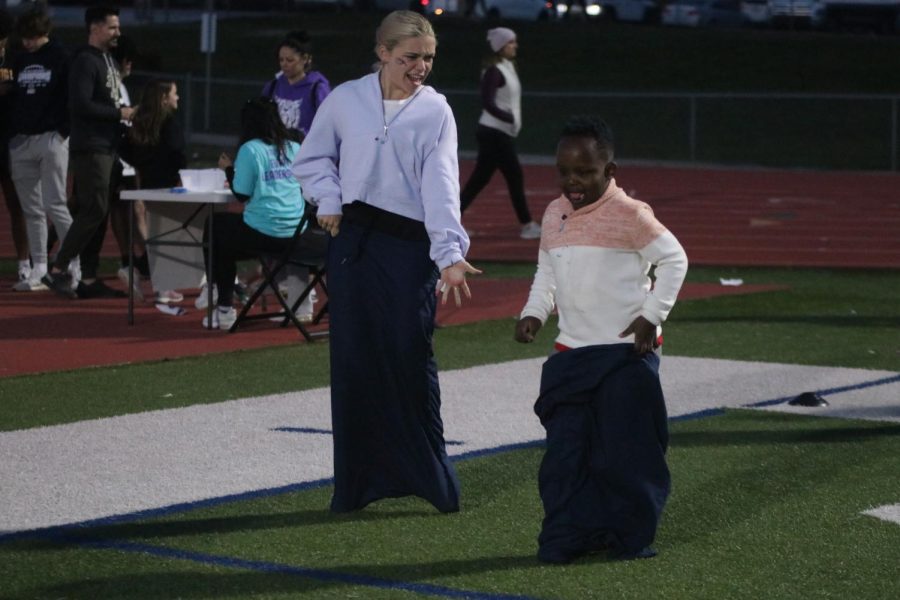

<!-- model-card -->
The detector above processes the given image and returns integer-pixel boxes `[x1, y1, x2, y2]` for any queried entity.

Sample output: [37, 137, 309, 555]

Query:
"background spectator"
[460, 27, 540, 240]
[42, 6, 134, 299]
[0, 8, 30, 287]
[263, 30, 332, 321]
[119, 78, 187, 305]
[7, 8, 75, 292]
[263, 30, 331, 142]
[108, 35, 153, 298]
[207, 97, 307, 330]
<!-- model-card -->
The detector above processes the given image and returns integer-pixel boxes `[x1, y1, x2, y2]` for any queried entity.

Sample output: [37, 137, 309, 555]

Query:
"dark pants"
[55, 152, 116, 278]
[460, 125, 531, 224]
[326, 202, 460, 514]
[203, 212, 291, 308]
[536, 346, 670, 562]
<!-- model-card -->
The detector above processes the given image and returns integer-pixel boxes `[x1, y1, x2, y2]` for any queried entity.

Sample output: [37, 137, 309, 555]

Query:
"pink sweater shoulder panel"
[540, 183, 666, 251]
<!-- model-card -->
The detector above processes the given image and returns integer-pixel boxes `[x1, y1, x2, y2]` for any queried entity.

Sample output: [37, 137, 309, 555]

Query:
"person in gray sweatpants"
[7, 9, 75, 291]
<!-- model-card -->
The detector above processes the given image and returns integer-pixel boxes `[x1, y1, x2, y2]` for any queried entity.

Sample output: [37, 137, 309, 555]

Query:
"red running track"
[0, 161, 894, 377]
[2, 162, 899, 268]
[0, 277, 784, 378]
[461, 162, 900, 269]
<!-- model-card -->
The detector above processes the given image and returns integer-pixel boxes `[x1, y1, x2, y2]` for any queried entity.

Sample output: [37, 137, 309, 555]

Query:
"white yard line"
[1, 357, 897, 534]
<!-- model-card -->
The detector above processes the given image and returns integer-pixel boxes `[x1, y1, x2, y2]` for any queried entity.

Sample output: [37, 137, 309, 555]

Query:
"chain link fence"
[132, 70, 900, 171]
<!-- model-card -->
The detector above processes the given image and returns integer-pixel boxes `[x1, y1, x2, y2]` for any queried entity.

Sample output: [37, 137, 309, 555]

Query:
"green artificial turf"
[664, 266, 900, 370]
[3, 410, 898, 599]
[0, 265, 896, 432]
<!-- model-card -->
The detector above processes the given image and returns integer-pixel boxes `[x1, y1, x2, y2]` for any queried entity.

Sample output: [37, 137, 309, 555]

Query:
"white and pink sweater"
[520, 180, 688, 349]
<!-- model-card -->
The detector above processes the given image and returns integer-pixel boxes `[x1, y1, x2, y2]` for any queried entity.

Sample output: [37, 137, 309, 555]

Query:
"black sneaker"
[76, 279, 128, 299]
[41, 272, 77, 299]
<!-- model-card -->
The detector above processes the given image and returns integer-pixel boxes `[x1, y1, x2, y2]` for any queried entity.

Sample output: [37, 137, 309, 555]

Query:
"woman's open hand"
[438, 260, 482, 307]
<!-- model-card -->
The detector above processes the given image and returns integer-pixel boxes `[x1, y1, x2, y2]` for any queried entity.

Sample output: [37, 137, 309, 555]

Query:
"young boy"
[515, 116, 688, 563]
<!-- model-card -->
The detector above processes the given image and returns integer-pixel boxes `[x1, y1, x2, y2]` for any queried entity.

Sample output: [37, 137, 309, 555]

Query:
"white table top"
[119, 188, 235, 203]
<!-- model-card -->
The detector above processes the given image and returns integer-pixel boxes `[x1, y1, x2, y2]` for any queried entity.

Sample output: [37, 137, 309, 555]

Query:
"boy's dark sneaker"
[76, 280, 128, 299]
[41, 272, 77, 300]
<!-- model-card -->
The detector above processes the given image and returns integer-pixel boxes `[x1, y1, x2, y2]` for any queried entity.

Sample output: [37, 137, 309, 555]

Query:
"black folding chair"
[228, 214, 328, 341]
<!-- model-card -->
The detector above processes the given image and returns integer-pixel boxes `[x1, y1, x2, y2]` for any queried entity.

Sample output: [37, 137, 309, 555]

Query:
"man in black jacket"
[42, 5, 134, 299]
[8, 9, 75, 292]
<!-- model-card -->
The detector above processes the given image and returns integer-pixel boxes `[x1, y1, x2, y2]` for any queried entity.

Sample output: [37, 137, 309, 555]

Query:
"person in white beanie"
[460, 27, 541, 240]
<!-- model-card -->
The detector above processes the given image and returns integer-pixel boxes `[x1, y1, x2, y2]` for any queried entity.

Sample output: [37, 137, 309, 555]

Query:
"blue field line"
[0, 477, 335, 544]
[270, 426, 333, 434]
[0, 414, 725, 545]
[60, 536, 540, 600]
[742, 372, 900, 408]
[0, 407, 748, 598]
[271, 427, 466, 445]
[670, 408, 726, 421]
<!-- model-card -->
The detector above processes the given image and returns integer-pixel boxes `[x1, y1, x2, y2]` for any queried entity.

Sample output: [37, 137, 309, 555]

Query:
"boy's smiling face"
[556, 136, 616, 211]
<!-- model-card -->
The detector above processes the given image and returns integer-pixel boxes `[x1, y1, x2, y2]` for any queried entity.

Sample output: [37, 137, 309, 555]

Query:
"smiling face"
[90, 15, 120, 51]
[377, 35, 435, 100]
[556, 135, 616, 211]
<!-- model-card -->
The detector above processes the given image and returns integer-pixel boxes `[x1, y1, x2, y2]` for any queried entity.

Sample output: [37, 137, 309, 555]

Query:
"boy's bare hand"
[619, 316, 658, 354]
[515, 316, 542, 343]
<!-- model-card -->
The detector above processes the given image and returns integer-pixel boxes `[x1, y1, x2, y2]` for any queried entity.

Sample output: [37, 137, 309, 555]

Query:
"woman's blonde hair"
[374, 10, 435, 57]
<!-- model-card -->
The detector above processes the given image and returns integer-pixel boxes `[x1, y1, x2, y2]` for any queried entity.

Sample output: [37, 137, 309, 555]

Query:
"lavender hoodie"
[291, 71, 468, 270]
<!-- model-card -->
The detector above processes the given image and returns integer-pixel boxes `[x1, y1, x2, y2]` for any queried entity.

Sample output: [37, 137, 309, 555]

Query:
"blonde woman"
[292, 11, 480, 514]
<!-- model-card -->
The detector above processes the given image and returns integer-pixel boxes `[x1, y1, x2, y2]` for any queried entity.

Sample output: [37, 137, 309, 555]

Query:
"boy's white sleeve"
[639, 230, 688, 325]
[520, 248, 557, 323]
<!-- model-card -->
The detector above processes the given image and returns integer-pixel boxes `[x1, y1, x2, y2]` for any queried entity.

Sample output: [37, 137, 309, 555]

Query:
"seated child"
[514, 116, 688, 563]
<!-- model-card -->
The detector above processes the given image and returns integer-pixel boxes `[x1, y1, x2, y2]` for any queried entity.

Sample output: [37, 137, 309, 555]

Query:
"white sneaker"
[67, 260, 82, 286]
[271, 287, 316, 322]
[270, 293, 315, 323]
[12, 278, 49, 292]
[117, 267, 144, 302]
[297, 288, 316, 321]
[16, 263, 31, 284]
[201, 306, 237, 330]
[520, 221, 542, 240]
[194, 283, 218, 309]
[155, 289, 184, 304]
